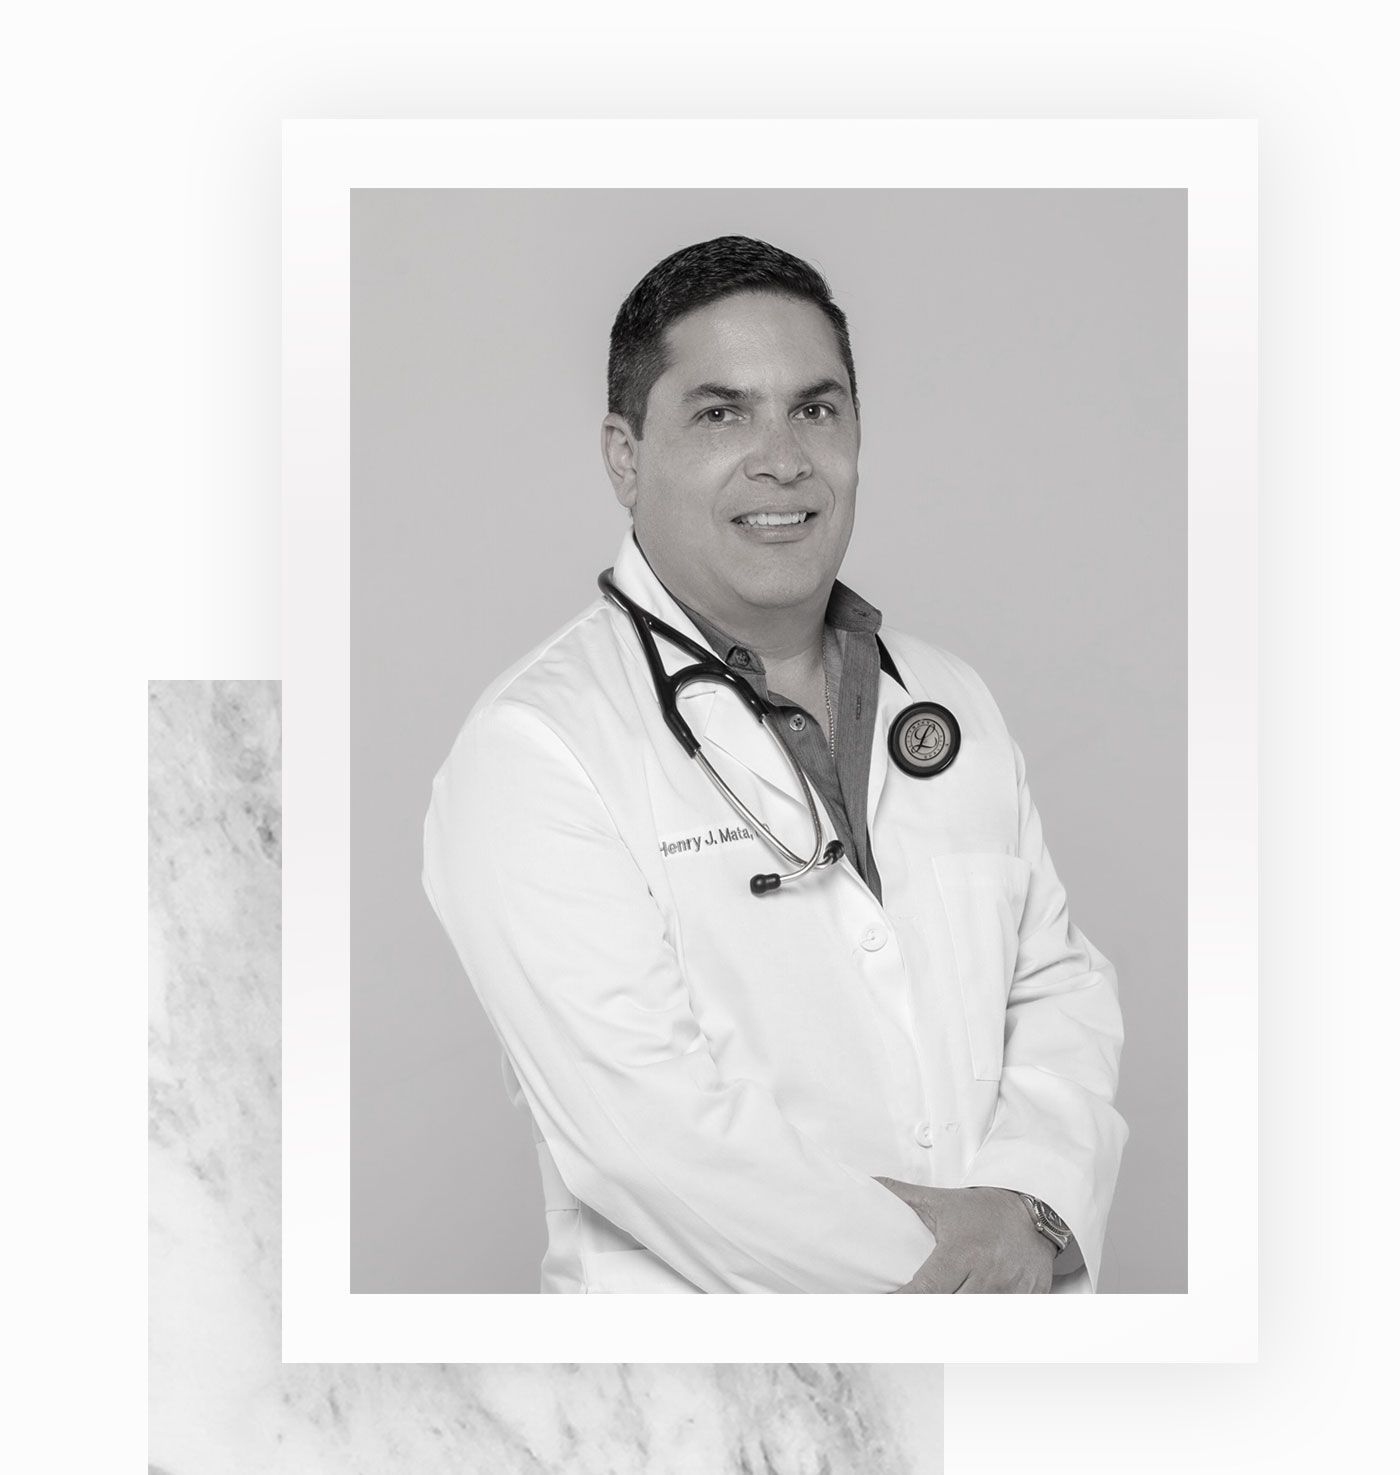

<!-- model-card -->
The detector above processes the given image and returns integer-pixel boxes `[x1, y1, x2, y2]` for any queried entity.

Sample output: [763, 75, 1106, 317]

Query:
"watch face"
[888, 701, 961, 778]
[1021, 1194, 1071, 1251]
[1040, 1202, 1070, 1236]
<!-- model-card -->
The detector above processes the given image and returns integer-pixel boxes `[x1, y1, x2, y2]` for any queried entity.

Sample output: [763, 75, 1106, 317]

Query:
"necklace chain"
[821, 632, 836, 761]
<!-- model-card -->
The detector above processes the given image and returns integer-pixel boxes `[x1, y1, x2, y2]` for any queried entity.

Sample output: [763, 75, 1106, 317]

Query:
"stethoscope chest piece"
[888, 701, 961, 778]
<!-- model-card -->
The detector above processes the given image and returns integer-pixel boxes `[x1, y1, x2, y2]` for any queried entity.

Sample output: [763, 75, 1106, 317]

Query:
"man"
[422, 236, 1126, 1293]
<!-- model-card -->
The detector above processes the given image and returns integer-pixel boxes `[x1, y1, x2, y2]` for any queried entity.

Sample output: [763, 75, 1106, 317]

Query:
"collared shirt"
[674, 582, 887, 903]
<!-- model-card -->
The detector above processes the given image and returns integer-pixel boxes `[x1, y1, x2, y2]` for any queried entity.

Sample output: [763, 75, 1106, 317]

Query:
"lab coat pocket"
[931, 852, 1032, 1081]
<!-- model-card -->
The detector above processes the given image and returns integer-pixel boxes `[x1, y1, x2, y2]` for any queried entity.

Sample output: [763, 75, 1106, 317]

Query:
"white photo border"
[283, 117, 1256, 1363]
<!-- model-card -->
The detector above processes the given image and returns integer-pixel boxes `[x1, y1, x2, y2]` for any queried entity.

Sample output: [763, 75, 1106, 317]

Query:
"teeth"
[738, 511, 809, 526]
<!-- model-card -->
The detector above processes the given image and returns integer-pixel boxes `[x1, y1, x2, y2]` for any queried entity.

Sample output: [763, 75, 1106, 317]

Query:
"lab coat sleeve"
[958, 740, 1128, 1290]
[422, 699, 937, 1293]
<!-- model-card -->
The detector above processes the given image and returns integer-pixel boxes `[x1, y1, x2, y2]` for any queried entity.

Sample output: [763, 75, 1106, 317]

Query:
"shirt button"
[914, 1120, 935, 1148]
[730, 650, 752, 668]
[788, 713, 807, 733]
[859, 926, 886, 952]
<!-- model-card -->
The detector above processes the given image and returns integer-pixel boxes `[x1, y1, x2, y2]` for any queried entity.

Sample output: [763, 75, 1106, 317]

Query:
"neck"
[709, 599, 828, 667]
[637, 545, 830, 670]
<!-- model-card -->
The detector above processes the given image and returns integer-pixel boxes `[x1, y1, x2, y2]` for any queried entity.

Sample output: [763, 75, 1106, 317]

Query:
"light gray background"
[351, 189, 1185, 1293]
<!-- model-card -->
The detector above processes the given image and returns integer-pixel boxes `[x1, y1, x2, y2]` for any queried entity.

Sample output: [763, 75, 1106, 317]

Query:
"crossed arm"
[423, 704, 1124, 1292]
[880, 738, 1128, 1292]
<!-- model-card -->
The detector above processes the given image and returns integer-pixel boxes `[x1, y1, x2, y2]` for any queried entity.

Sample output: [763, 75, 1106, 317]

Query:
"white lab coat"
[422, 534, 1127, 1293]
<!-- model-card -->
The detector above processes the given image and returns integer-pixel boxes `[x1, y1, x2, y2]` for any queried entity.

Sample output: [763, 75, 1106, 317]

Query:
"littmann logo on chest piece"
[888, 702, 962, 778]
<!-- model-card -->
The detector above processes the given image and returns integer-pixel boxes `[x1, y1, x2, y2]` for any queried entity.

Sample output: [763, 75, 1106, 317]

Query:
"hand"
[874, 1179, 1056, 1293]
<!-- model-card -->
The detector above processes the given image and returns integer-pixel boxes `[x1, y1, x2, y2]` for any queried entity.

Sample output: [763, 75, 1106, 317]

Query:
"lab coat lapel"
[866, 659, 916, 829]
[608, 534, 808, 814]
[692, 677, 809, 812]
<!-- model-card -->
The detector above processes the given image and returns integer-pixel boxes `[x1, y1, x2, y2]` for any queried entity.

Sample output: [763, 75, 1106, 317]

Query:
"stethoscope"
[599, 569, 962, 897]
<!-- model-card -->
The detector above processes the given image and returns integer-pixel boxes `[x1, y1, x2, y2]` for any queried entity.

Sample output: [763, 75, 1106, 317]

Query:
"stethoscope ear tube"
[694, 729, 838, 895]
[750, 840, 844, 896]
[598, 565, 838, 898]
[601, 568, 950, 900]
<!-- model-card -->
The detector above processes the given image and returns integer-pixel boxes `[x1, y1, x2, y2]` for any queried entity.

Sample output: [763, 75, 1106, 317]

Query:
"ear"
[601, 413, 641, 510]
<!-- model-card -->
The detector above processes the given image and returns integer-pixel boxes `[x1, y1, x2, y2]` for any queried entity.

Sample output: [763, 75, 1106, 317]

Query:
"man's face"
[603, 290, 861, 626]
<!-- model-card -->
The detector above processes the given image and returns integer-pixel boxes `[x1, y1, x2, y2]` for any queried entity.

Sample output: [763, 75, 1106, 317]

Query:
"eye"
[796, 403, 835, 422]
[699, 406, 740, 424]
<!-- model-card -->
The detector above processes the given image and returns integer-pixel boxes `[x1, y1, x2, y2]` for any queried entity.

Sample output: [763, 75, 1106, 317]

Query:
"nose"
[743, 411, 812, 485]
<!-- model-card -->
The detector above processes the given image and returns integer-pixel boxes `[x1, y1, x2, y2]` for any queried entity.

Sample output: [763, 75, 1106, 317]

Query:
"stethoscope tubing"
[599, 570, 842, 893]
[694, 729, 820, 873]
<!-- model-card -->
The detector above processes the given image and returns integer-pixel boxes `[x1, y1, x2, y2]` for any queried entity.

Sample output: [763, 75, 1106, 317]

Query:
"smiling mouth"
[732, 511, 815, 527]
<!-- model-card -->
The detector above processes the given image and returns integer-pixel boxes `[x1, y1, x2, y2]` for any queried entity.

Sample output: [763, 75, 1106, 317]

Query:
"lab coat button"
[859, 926, 887, 952]
[914, 1120, 935, 1148]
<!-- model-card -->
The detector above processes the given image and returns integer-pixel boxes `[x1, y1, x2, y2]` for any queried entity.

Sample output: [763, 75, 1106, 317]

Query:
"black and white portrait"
[344, 187, 1186, 1300]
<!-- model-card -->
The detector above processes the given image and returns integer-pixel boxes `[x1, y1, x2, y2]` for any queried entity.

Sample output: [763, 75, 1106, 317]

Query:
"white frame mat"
[283, 117, 1256, 1363]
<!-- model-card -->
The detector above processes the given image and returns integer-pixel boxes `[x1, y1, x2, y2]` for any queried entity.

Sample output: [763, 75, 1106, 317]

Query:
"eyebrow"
[680, 378, 850, 406]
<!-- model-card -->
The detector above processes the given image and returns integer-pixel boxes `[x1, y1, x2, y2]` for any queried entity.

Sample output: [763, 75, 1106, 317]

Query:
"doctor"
[422, 236, 1126, 1293]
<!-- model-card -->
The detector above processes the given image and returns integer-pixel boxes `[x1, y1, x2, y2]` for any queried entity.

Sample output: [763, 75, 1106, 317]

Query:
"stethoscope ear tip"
[751, 840, 843, 895]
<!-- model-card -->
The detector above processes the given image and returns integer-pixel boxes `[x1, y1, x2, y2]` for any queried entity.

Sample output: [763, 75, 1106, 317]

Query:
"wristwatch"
[1018, 1194, 1072, 1255]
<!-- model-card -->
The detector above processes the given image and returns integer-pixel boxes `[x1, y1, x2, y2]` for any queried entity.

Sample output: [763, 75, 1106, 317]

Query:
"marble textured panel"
[148, 680, 942, 1474]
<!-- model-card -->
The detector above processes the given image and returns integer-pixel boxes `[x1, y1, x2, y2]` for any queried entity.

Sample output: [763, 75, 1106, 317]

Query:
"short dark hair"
[607, 235, 859, 440]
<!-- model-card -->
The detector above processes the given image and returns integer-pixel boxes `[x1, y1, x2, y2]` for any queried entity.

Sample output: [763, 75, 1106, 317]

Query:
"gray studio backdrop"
[351, 189, 1185, 1293]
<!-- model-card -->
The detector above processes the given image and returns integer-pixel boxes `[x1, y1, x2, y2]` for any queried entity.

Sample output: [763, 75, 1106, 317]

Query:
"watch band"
[1018, 1193, 1071, 1255]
